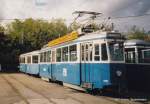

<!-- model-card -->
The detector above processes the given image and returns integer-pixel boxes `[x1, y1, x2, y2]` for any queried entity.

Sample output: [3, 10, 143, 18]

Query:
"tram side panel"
[39, 64, 52, 79]
[39, 62, 113, 89]
[20, 63, 27, 73]
[51, 63, 81, 85]
[26, 64, 40, 75]
[124, 43, 150, 92]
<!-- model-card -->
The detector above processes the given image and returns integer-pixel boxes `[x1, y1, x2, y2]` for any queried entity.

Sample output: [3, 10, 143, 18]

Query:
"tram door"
[51, 50, 56, 80]
[81, 43, 93, 87]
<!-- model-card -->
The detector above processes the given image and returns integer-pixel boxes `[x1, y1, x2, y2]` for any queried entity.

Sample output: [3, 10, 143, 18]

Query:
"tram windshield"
[108, 42, 124, 61]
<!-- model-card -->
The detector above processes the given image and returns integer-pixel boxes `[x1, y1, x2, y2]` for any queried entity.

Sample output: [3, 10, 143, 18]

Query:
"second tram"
[124, 39, 150, 92]
[19, 50, 40, 75]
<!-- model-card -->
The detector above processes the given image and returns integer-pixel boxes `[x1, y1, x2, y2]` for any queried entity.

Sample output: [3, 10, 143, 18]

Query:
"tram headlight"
[116, 70, 122, 77]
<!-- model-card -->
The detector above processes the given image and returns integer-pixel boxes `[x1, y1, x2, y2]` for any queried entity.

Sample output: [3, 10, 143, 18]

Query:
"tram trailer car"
[38, 31, 127, 91]
[124, 39, 150, 92]
[19, 50, 40, 75]
[19, 54, 26, 73]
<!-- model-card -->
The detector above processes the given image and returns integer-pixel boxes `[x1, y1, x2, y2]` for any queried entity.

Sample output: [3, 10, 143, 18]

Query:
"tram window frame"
[40, 53, 44, 62]
[81, 43, 93, 62]
[47, 51, 51, 62]
[85, 44, 89, 61]
[27, 56, 31, 63]
[81, 44, 85, 61]
[124, 50, 136, 63]
[69, 44, 77, 62]
[52, 50, 56, 62]
[62, 46, 69, 62]
[56, 48, 62, 62]
[101, 43, 108, 61]
[94, 44, 100, 61]
[32, 55, 39, 63]
[23, 57, 25, 63]
[89, 44, 93, 61]
[43, 52, 47, 62]
[40, 53, 42, 62]
[128, 51, 135, 63]
[20, 57, 25, 63]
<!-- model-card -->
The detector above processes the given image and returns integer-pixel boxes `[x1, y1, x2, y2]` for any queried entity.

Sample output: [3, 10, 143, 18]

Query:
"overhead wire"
[0, 13, 150, 22]
[110, 13, 150, 19]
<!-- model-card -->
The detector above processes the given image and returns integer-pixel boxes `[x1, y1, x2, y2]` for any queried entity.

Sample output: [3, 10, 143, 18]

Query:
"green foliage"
[0, 18, 69, 71]
[127, 25, 146, 40]
[6, 18, 68, 50]
[0, 24, 4, 32]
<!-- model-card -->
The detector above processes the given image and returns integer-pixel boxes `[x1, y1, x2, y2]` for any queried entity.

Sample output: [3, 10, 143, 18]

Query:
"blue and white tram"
[124, 39, 150, 92]
[39, 31, 126, 90]
[19, 50, 40, 75]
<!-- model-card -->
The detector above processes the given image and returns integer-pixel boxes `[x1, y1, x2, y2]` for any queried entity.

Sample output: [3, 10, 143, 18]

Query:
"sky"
[0, 0, 150, 32]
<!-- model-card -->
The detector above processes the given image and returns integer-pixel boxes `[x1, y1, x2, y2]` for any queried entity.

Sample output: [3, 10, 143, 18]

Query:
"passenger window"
[81, 45, 85, 61]
[47, 51, 51, 62]
[127, 52, 135, 63]
[20, 57, 25, 63]
[32, 55, 38, 63]
[40, 53, 44, 62]
[81, 43, 93, 62]
[101, 43, 108, 60]
[56, 48, 61, 62]
[40, 53, 42, 62]
[52, 51, 56, 62]
[62, 47, 68, 62]
[44, 52, 47, 62]
[86, 44, 88, 61]
[69, 45, 77, 61]
[94, 44, 100, 61]
[89, 44, 93, 61]
[24, 57, 26, 63]
[27, 56, 31, 63]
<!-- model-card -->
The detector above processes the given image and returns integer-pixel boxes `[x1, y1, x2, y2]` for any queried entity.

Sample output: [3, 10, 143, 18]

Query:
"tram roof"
[41, 31, 124, 51]
[74, 31, 123, 42]
[124, 39, 150, 47]
[20, 50, 40, 57]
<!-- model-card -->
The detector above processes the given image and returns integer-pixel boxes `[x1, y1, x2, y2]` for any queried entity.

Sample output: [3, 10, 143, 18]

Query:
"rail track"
[0, 73, 148, 104]
[7, 74, 56, 104]
[0, 75, 30, 104]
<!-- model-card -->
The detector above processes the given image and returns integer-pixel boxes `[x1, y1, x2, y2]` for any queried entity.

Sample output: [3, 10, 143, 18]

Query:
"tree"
[6, 18, 69, 51]
[127, 25, 146, 40]
[0, 24, 4, 32]
[0, 18, 69, 72]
